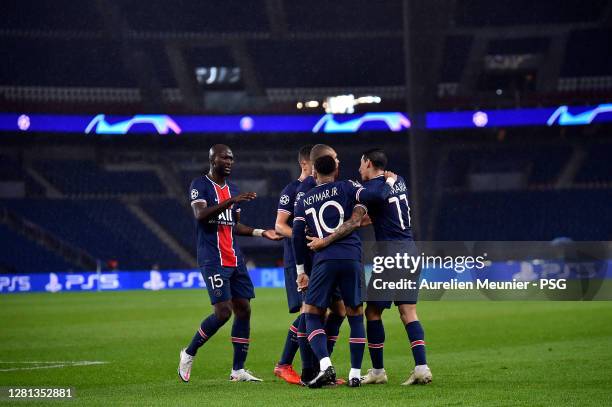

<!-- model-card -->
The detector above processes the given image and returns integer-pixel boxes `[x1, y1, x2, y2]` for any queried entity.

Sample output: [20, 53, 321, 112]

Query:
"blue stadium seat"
[575, 144, 612, 183]
[0, 224, 77, 273]
[435, 190, 612, 240]
[140, 198, 195, 253]
[1, 199, 185, 270]
[33, 160, 165, 195]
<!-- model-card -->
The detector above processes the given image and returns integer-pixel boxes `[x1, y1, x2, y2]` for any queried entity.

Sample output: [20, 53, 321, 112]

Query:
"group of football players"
[178, 143, 432, 388]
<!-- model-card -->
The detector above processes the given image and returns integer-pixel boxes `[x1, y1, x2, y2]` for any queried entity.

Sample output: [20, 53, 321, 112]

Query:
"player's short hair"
[362, 148, 388, 170]
[298, 145, 314, 162]
[310, 144, 335, 162]
[314, 155, 336, 176]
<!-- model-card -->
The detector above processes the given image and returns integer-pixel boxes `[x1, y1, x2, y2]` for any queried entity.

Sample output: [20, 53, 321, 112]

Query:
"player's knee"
[231, 298, 251, 320]
[398, 304, 417, 324]
[345, 305, 363, 317]
[234, 305, 251, 320]
[365, 304, 383, 321]
[304, 304, 325, 315]
[214, 303, 233, 322]
[329, 300, 346, 318]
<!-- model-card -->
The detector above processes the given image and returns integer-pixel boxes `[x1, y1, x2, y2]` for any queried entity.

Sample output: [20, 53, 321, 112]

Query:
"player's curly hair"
[314, 155, 336, 176]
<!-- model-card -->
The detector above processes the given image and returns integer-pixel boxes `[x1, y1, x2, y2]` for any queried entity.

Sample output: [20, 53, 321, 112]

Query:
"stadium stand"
[32, 160, 165, 196]
[0, 0, 610, 273]
[0, 223, 76, 273]
[574, 143, 612, 184]
[435, 189, 612, 241]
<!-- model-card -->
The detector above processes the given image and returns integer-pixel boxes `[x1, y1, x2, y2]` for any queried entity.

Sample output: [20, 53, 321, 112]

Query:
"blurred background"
[0, 0, 611, 273]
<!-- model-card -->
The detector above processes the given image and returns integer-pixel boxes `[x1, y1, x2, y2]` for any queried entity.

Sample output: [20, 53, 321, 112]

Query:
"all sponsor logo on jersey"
[208, 208, 235, 226]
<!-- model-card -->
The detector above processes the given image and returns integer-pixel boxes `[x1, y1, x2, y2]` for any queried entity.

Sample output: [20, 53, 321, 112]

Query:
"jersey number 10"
[305, 201, 345, 238]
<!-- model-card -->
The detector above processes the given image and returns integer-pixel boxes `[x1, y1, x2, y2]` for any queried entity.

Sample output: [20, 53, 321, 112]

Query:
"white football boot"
[229, 369, 263, 382]
[401, 365, 432, 385]
[178, 348, 194, 382]
[360, 368, 388, 384]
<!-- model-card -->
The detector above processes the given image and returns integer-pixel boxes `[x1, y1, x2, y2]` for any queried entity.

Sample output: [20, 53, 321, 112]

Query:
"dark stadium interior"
[1, 0, 611, 273]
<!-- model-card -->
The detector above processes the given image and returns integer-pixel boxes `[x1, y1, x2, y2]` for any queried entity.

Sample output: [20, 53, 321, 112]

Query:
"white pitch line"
[0, 361, 107, 372]
[0, 361, 104, 364]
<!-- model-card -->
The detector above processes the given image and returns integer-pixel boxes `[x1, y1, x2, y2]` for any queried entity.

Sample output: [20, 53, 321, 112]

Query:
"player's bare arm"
[191, 192, 257, 221]
[274, 210, 293, 238]
[307, 205, 367, 252]
[235, 212, 283, 240]
[291, 209, 310, 291]
[360, 213, 372, 227]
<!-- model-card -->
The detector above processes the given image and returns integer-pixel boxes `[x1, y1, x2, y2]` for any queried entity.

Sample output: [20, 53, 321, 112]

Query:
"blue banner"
[1, 104, 611, 135]
[0, 112, 411, 135]
[0, 268, 286, 294]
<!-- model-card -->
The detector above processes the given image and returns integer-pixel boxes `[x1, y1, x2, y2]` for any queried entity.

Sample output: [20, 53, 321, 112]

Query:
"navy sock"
[305, 313, 329, 361]
[231, 317, 250, 370]
[279, 315, 300, 365]
[297, 313, 314, 372]
[186, 314, 226, 356]
[366, 319, 385, 369]
[406, 320, 427, 366]
[324, 313, 345, 356]
[348, 315, 366, 370]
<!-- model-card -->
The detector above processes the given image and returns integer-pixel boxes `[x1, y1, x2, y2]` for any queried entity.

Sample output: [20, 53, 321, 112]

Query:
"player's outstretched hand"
[306, 235, 328, 251]
[262, 229, 283, 241]
[296, 273, 309, 291]
[384, 170, 398, 182]
[232, 192, 257, 203]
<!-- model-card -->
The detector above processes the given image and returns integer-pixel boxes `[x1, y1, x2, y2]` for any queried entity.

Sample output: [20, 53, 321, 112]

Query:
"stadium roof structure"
[1, 0, 611, 114]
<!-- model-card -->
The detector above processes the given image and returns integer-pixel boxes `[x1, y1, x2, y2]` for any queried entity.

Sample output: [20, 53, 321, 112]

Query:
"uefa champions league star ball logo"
[17, 114, 31, 131]
[472, 111, 489, 127]
[191, 189, 199, 200]
[240, 116, 254, 131]
[280, 194, 290, 205]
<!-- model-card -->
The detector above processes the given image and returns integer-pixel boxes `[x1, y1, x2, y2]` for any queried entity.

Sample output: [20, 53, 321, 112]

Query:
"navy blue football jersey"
[294, 175, 317, 206]
[277, 178, 306, 268]
[293, 179, 388, 267]
[363, 175, 413, 241]
[189, 175, 243, 267]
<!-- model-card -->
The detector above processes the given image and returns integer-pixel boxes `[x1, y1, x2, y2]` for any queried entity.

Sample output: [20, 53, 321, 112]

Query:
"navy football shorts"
[367, 299, 416, 309]
[200, 263, 255, 305]
[366, 240, 419, 308]
[305, 259, 362, 308]
[284, 266, 302, 313]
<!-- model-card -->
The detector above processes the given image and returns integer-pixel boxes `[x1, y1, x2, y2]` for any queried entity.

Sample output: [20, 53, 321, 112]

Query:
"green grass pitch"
[1, 289, 611, 406]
